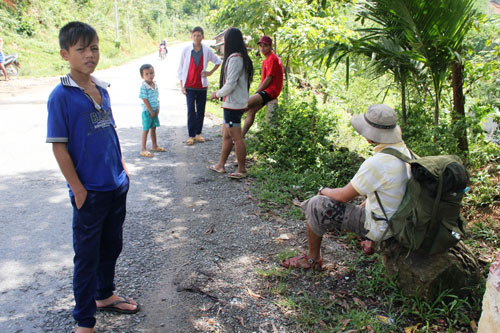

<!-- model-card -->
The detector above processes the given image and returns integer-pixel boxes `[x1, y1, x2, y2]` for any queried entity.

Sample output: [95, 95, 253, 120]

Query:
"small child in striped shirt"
[139, 64, 165, 157]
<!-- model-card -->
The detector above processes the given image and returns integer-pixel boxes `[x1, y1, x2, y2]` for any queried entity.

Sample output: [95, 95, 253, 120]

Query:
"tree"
[316, 0, 477, 150]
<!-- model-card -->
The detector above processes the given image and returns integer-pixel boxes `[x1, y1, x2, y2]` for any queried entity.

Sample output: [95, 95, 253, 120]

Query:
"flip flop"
[186, 138, 195, 145]
[228, 171, 247, 179]
[139, 151, 153, 158]
[151, 146, 166, 152]
[97, 296, 140, 314]
[209, 165, 225, 174]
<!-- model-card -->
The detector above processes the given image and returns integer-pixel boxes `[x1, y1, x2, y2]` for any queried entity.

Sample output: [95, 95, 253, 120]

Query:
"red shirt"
[185, 53, 205, 89]
[261, 51, 283, 100]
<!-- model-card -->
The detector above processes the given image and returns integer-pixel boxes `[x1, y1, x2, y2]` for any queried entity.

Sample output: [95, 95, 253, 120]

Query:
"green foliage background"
[0, 0, 218, 76]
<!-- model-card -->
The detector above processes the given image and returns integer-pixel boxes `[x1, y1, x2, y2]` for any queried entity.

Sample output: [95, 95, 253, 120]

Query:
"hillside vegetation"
[0, 0, 217, 76]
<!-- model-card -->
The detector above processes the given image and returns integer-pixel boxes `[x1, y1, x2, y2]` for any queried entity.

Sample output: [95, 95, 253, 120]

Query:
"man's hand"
[181, 87, 187, 95]
[73, 187, 88, 210]
[210, 91, 218, 99]
[201, 70, 212, 77]
[317, 183, 360, 203]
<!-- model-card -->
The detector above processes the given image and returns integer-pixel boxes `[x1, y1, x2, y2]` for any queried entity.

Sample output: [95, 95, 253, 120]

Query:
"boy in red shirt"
[242, 35, 284, 137]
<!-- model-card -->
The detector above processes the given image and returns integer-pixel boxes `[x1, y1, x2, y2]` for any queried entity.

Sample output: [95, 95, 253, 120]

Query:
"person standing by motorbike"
[0, 37, 8, 81]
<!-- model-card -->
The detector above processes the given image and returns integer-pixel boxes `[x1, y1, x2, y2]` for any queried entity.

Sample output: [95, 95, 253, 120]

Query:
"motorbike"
[3, 54, 20, 77]
[159, 45, 167, 60]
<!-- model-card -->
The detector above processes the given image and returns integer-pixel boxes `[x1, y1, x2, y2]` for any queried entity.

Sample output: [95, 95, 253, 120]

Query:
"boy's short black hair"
[191, 26, 204, 35]
[59, 21, 98, 50]
[140, 64, 154, 77]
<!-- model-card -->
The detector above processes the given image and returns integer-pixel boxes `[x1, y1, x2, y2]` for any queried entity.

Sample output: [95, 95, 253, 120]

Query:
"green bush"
[247, 93, 362, 204]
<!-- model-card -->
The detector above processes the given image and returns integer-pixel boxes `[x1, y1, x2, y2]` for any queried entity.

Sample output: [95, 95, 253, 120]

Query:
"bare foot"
[96, 294, 138, 312]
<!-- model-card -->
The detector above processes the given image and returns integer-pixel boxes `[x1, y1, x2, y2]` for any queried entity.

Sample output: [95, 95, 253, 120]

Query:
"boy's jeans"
[185, 88, 207, 137]
[70, 177, 129, 328]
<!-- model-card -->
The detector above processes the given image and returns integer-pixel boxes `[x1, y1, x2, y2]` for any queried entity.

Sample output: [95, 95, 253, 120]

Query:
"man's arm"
[178, 48, 187, 94]
[202, 63, 220, 77]
[203, 46, 222, 77]
[320, 182, 359, 203]
[52, 142, 87, 209]
[256, 75, 273, 92]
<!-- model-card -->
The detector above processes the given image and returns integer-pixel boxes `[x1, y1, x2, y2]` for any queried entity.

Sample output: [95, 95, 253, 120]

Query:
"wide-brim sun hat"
[350, 104, 402, 144]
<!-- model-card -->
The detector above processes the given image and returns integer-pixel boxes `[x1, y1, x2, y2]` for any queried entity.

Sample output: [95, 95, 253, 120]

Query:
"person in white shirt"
[281, 104, 411, 270]
[177, 26, 221, 145]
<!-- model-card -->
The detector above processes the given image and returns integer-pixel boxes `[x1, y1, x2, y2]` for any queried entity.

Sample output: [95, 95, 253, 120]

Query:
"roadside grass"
[257, 245, 483, 332]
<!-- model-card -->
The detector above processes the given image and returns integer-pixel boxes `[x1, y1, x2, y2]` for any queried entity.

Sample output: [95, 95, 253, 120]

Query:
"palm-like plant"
[315, 0, 477, 150]
[389, 0, 477, 130]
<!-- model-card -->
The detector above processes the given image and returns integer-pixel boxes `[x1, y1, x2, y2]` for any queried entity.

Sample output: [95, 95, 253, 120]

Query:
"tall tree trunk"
[452, 60, 469, 154]
[401, 78, 407, 126]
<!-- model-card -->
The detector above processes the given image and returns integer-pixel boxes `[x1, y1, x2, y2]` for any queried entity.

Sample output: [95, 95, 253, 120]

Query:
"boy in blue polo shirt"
[46, 21, 139, 333]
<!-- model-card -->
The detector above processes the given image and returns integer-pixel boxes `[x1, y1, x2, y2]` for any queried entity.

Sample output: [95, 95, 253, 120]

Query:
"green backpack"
[375, 148, 469, 254]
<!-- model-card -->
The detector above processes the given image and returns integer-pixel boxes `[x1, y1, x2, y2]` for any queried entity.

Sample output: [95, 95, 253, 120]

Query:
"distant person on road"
[209, 27, 253, 179]
[46, 21, 139, 333]
[177, 26, 221, 145]
[0, 37, 8, 81]
[159, 39, 167, 58]
[138, 64, 166, 157]
[241, 35, 284, 138]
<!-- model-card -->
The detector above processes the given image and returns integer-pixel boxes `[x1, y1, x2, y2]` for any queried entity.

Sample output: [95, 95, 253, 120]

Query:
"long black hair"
[219, 27, 253, 90]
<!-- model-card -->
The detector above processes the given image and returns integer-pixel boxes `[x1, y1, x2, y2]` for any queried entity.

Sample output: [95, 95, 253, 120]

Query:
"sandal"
[97, 296, 140, 314]
[280, 253, 323, 271]
[195, 135, 205, 143]
[139, 151, 153, 158]
[209, 164, 225, 174]
[228, 171, 247, 179]
[151, 146, 166, 152]
[186, 138, 195, 145]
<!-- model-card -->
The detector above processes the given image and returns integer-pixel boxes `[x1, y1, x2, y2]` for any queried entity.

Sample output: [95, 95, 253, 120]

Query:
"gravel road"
[0, 43, 316, 332]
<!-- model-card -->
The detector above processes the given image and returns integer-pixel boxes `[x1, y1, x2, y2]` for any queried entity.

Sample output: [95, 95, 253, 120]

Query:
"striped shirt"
[139, 81, 159, 111]
[351, 142, 411, 241]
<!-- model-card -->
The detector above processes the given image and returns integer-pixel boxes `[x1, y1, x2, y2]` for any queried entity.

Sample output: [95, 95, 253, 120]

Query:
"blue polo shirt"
[46, 74, 126, 195]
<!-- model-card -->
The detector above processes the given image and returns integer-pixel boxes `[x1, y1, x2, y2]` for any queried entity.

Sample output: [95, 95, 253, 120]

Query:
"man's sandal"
[280, 253, 323, 271]
[97, 296, 140, 314]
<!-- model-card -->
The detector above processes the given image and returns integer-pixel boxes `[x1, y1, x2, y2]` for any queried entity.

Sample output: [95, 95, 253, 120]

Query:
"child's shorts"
[0, 52, 4, 64]
[223, 108, 245, 128]
[142, 110, 160, 131]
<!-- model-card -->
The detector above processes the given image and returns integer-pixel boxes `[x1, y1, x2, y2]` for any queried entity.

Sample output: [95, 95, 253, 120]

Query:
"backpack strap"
[374, 147, 413, 240]
[374, 191, 391, 240]
[379, 147, 415, 164]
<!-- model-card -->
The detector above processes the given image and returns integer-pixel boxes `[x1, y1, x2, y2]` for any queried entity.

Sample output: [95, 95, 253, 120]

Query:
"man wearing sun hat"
[281, 104, 412, 270]
[241, 35, 284, 137]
